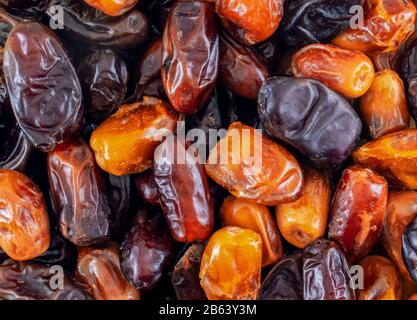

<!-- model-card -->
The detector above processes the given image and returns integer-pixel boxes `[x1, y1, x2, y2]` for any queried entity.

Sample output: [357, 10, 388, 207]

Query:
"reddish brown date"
[47, 138, 111, 246]
[328, 166, 388, 262]
[161, 1, 219, 115]
[0, 169, 50, 261]
[154, 137, 214, 242]
[134, 170, 160, 206]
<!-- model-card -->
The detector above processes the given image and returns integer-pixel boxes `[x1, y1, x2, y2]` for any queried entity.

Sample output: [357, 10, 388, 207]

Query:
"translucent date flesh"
[3, 22, 83, 152]
[352, 129, 417, 189]
[0, 169, 50, 261]
[83, 0, 139, 16]
[90, 96, 179, 176]
[77, 242, 140, 300]
[205, 122, 303, 206]
[199, 227, 262, 300]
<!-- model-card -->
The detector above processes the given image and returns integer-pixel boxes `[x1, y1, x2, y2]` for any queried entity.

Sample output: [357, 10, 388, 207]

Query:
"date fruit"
[134, 170, 159, 206]
[402, 215, 417, 283]
[83, 0, 139, 16]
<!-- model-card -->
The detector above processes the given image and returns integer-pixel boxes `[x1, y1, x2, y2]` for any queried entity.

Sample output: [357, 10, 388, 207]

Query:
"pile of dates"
[1, 0, 417, 301]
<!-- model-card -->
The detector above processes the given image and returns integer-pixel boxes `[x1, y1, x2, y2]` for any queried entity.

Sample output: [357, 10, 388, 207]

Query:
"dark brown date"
[134, 170, 160, 206]
[106, 174, 131, 237]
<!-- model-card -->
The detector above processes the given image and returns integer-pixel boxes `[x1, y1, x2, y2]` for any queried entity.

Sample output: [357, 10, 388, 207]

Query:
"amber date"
[277, 0, 364, 49]
[402, 215, 417, 283]
[333, 0, 416, 54]
[205, 122, 303, 206]
[292, 44, 374, 98]
[47, 137, 111, 246]
[172, 242, 207, 300]
[303, 239, 355, 300]
[161, 1, 219, 115]
[221, 196, 282, 266]
[90, 97, 179, 176]
[216, 0, 283, 45]
[219, 32, 269, 100]
[352, 129, 417, 189]
[121, 208, 175, 290]
[360, 70, 409, 138]
[154, 136, 214, 242]
[358, 256, 402, 300]
[134, 170, 159, 206]
[199, 227, 262, 300]
[3, 21, 83, 152]
[78, 49, 128, 123]
[83, 0, 139, 16]
[259, 254, 303, 300]
[77, 242, 140, 300]
[0, 169, 50, 261]
[47, 0, 150, 49]
[276, 167, 330, 249]
[106, 174, 131, 237]
[258, 77, 362, 167]
[0, 260, 91, 300]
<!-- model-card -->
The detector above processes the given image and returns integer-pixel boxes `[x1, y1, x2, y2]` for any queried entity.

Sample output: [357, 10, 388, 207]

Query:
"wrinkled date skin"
[258, 254, 303, 300]
[90, 97, 179, 176]
[292, 44, 375, 98]
[199, 227, 262, 300]
[352, 129, 417, 189]
[360, 70, 409, 138]
[77, 242, 140, 300]
[121, 208, 175, 290]
[154, 137, 214, 243]
[402, 215, 417, 283]
[328, 166, 388, 262]
[277, 0, 364, 49]
[0, 260, 91, 300]
[106, 174, 131, 237]
[258, 77, 362, 167]
[161, 1, 219, 115]
[83, 0, 139, 16]
[205, 122, 303, 206]
[333, 0, 417, 54]
[302, 239, 355, 300]
[134, 170, 160, 206]
[78, 49, 128, 123]
[358, 255, 402, 300]
[402, 37, 417, 121]
[3, 21, 83, 152]
[219, 33, 269, 100]
[276, 167, 330, 249]
[47, 0, 150, 49]
[0, 169, 50, 261]
[215, 0, 283, 45]
[172, 242, 207, 300]
[47, 138, 111, 247]
[221, 196, 282, 267]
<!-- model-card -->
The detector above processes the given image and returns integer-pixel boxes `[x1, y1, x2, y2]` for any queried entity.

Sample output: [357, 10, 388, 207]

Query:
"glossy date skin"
[154, 137, 214, 243]
[199, 227, 262, 300]
[161, 1, 219, 115]
[359, 70, 409, 138]
[302, 239, 355, 300]
[215, 0, 283, 45]
[402, 215, 417, 283]
[205, 122, 303, 206]
[134, 170, 160, 206]
[3, 21, 83, 152]
[77, 242, 140, 300]
[277, 0, 364, 49]
[47, 138, 111, 247]
[352, 129, 417, 189]
[258, 77, 362, 167]
[258, 254, 303, 300]
[333, 0, 417, 55]
[402, 37, 417, 121]
[0, 260, 91, 300]
[292, 44, 375, 98]
[120, 208, 175, 290]
[221, 196, 282, 267]
[328, 166, 388, 262]
[90, 97, 179, 176]
[78, 49, 128, 123]
[276, 167, 330, 249]
[358, 256, 402, 300]
[83, 0, 139, 16]
[0, 169, 50, 261]
[219, 32, 269, 100]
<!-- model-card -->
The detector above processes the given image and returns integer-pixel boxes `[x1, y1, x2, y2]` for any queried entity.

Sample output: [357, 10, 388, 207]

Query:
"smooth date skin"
[162, 1, 219, 115]
[402, 215, 417, 284]
[258, 77, 362, 167]
[134, 170, 160, 206]
[47, 138, 111, 247]
[83, 0, 139, 16]
[3, 21, 83, 152]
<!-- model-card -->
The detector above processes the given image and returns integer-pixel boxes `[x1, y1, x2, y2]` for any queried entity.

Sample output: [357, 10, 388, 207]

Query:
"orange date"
[83, 0, 139, 16]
